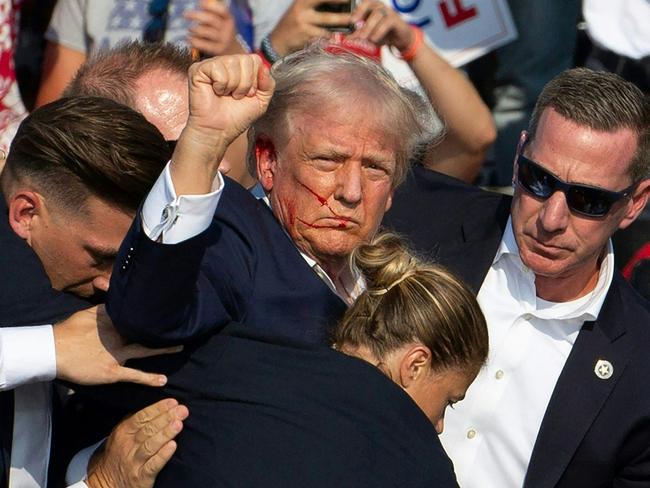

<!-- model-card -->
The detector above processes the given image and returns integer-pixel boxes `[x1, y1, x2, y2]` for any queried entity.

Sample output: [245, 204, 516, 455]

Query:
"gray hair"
[247, 45, 440, 187]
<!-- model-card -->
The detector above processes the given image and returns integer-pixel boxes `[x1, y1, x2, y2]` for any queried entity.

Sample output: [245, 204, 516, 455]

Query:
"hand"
[185, 0, 246, 56]
[53, 305, 182, 386]
[269, 0, 353, 56]
[86, 399, 189, 488]
[350, 0, 413, 51]
[171, 54, 274, 195]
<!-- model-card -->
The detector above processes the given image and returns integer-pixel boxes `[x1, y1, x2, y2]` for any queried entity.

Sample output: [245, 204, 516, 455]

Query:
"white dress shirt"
[0, 325, 88, 488]
[440, 218, 614, 488]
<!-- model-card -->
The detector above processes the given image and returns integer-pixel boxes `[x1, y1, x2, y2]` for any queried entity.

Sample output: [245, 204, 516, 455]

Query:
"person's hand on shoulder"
[53, 305, 182, 387]
[86, 399, 189, 488]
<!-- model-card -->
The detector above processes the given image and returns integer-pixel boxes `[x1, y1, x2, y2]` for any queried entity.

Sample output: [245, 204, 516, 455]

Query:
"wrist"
[267, 31, 289, 58]
[396, 26, 424, 62]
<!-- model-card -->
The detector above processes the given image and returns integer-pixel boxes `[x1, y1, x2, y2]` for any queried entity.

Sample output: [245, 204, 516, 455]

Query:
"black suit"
[384, 165, 650, 488]
[105, 179, 460, 486]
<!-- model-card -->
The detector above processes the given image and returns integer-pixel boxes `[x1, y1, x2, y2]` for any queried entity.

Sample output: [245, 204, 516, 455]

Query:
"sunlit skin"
[24, 195, 133, 297]
[258, 108, 397, 290]
[135, 69, 256, 188]
[511, 108, 649, 302]
[341, 342, 475, 433]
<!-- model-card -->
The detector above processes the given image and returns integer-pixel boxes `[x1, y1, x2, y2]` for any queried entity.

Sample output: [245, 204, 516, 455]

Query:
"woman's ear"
[398, 344, 432, 389]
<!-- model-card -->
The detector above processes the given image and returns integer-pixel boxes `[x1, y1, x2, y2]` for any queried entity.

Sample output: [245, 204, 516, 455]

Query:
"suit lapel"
[435, 194, 511, 293]
[523, 280, 629, 488]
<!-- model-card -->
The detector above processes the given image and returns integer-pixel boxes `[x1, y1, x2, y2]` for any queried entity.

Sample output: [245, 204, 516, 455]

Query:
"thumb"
[256, 60, 276, 97]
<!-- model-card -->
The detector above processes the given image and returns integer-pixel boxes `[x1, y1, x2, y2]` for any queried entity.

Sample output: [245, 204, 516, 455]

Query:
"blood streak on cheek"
[280, 198, 297, 226]
[297, 181, 351, 223]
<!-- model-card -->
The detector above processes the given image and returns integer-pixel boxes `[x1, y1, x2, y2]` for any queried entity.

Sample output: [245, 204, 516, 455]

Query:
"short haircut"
[1, 96, 170, 214]
[247, 45, 440, 187]
[529, 68, 650, 181]
[63, 40, 192, 108]
[333, 233, 489, 375]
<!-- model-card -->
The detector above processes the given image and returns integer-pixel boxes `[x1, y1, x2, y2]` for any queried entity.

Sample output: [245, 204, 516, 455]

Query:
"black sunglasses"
[516, 153, 636, 218]
[143, 0, 171, 43]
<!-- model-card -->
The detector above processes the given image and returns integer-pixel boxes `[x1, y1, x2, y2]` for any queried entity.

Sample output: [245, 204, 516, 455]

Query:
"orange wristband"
[398, 26, 424, 62]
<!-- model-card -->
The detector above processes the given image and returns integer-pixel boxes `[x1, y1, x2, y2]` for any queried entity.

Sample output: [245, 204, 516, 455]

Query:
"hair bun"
[352, 233, 419, 295]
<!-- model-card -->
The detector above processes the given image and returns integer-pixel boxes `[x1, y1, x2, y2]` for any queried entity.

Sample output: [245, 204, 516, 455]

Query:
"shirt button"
[495, 370, 505, 380]
[467, 429, 477, 439]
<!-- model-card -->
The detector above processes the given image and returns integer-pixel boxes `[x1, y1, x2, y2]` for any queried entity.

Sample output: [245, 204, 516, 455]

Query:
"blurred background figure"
[0, 0, 27, 159]
[35, 0, 248, 107]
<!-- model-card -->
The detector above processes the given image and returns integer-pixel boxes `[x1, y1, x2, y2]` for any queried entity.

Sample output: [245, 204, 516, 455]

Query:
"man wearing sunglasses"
[384, 67, 650, 487]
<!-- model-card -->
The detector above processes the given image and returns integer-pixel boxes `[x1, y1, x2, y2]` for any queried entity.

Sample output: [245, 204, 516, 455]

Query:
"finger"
[351, 0, 375, 23]
[121, 343, 183, 361]
[221, 56, 242, 96]
[355, 8, 386, 40]
[199, 0, 230, 16]
[129, 399, 179, 431]
[115, 366, 169, 387]
[135, 415, 185, 462]
[184, 9, 226, 25]
[233, 55, 255, 99]
[188, 24, 224, 41]
[255, 58, 275, 96]
[134, 404, 189, 444]
[311, 11, 352, 27]
[367, 15, 394, 45]
[140, 440, 178, 481]
[188, 36, 224, 56]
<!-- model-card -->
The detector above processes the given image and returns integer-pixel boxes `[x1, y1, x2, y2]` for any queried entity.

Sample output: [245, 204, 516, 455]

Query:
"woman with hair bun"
[130, 232, 486, 486]
[334, 232, 488, 433]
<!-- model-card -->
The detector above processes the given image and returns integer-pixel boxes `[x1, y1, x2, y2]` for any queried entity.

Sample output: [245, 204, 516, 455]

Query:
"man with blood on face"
[107, 47, 435, 347]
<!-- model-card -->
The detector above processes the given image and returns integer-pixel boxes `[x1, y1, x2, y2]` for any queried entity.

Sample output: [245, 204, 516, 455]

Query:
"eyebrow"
[85, 245, 119, 261]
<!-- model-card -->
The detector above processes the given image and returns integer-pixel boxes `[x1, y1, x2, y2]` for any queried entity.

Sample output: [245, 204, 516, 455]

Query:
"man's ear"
[619, 179, 650, 230]
[398, 344, 432, 389]
[255, 136, 277, 192]
[7, 191, 43, 243]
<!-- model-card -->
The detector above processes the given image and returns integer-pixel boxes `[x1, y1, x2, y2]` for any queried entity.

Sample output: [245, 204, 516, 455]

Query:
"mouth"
[526, 235, 570, 256]
[298, 217, 359, 229]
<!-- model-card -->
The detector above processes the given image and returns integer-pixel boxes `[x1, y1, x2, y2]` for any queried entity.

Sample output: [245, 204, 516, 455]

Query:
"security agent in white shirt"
[0, 96, 188, 487]
[434, 68, 650, 487]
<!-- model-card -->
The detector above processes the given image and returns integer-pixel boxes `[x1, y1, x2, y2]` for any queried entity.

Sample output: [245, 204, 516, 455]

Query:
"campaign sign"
[382, 0, 517, 73]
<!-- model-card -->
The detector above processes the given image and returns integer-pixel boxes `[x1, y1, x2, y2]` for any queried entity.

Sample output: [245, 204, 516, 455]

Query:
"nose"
[434, 417, 445, 434]
[334, 161, 363, 206]
[538, 191, 570, 234]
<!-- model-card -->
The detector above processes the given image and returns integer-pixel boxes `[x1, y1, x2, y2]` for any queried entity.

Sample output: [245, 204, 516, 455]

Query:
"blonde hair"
[333, 233, 488, 374]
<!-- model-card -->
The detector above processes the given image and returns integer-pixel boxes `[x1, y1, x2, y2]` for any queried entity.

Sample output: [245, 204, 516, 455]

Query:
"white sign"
[382, 0, 517, 69]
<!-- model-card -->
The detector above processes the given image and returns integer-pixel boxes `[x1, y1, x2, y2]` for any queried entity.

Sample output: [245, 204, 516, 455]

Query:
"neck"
[535, 258, 602, 302]
[319, 257, 356, 303]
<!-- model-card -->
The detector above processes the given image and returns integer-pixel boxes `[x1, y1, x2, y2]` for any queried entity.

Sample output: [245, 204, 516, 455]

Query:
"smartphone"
[315, 1, 357, 33]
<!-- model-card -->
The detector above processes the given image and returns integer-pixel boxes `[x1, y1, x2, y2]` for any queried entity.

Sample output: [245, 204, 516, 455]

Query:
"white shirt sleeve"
[0, 325, 56, 390]
[44, 0, 87, 53]
[142, 162, 225, 244]
[66, 440, 105, 487]
[66, 482, 89, 488]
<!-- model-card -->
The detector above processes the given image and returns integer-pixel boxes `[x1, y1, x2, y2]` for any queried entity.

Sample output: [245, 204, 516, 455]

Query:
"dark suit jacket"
[384, 165, 650, 488]
[105, 179, 460, 486]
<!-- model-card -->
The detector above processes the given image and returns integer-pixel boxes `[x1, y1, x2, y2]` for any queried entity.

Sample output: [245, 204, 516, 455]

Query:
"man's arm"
[107, 55, 275, 346]
[0, 305, 181, 391]
[350, 0, 496, 183]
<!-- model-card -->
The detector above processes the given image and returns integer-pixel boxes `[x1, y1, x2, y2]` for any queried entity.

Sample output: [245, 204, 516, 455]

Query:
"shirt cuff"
[66, 482, 89, 488]
[142, 161, 224, 244]
[0, 325, 56, 390]
[66, 439, 105, 486]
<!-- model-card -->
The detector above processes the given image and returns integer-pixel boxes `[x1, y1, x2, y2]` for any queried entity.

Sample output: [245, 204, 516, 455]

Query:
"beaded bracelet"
[261, 34, 282, 64]
[398, 26, 424, 62]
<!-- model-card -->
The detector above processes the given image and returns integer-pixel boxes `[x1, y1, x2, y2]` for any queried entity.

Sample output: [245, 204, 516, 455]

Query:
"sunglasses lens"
[519, 157, 554, 198]
[567, 187, 611, 217]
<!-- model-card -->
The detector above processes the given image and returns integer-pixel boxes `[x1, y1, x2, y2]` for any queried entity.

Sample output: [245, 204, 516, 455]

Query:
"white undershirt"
[440, 217, 614, 488]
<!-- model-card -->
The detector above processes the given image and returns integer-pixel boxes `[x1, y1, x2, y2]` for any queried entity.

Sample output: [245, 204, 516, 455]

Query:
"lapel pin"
[594, 359, 614, 380]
